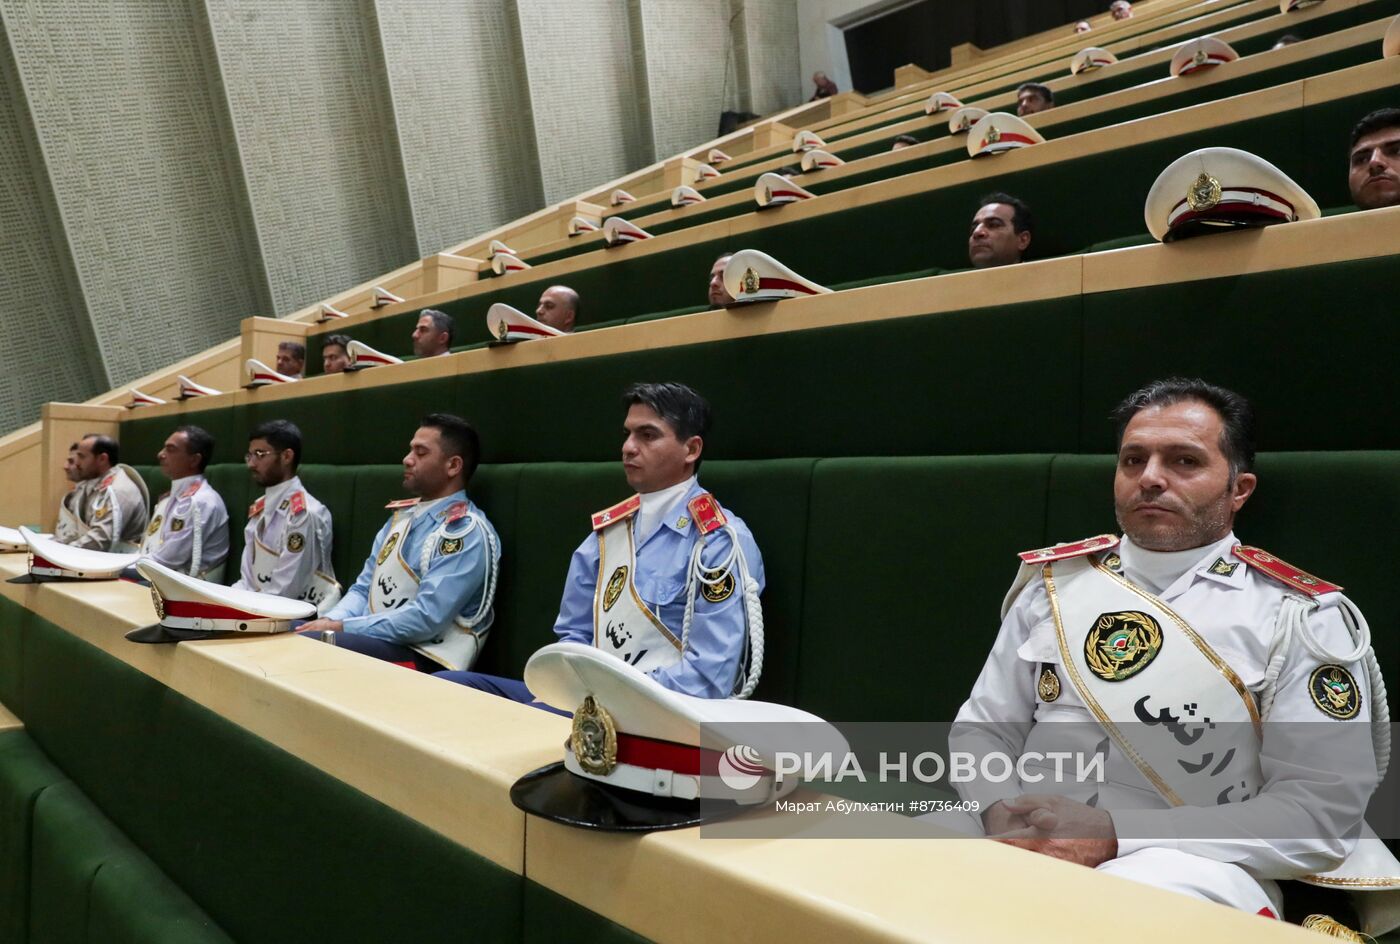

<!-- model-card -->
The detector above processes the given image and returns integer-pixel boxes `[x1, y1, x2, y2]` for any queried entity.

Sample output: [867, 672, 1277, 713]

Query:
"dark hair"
[420, 413, 480, 483]
[892, 134, 920, 147]
[323, 333, 351, 351]
[1111, 378, 1256, 478]
[83, 433, 119, 465]
[977, 191, 1035, 237]
[175, 425, 215, 473]
[1017, 83, 1053, 106]
[623, 382, 712, 474]
[1349, 108, 1400, 152]
[420, 309, 455, 345]
[249, 419, 302, 468]
[713, 250, 735, 265]
[277, 341, 306, 361]
[777, 164, 802, 177]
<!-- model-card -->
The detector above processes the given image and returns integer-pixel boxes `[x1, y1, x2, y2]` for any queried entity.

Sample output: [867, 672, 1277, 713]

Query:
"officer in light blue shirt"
[300, 413, 499, 672]
[436, 382, 765, 703]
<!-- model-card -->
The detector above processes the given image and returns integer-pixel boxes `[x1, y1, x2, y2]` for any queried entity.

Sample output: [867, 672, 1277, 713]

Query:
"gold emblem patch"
[147, 515, 162, 536]
[287, 532, 305, 553]
[495, 318, 509, 341]
[170, 517, 185, 533]
[1037, 664, 1061, 702]
[603, 566, 628, 612]
[94, 505, 109, 520]
[571, 695, 618, 775]
[701, 568, 735, 603]
[1309, 665, 1361, 720]
[376, 531, 400, 566]
[742, 267, 761, 294]
[1209, 557, 1239, 577]
[149, 585, 165, 620]
[438, 536, 463, 555]
[1192, 48, 1207, 66]
[1102, 552, 1122, 572]
[1187, 172, 1222, 211]
[1084, 610, 1163, 682]
[986, 123, 1002, 144]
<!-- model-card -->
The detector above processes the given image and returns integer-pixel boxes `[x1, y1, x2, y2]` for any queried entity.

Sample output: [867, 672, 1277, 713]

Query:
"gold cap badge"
[571, 695, 618, 775]
[742, 267, 761, 294]
[1186, 172, 1222, 211]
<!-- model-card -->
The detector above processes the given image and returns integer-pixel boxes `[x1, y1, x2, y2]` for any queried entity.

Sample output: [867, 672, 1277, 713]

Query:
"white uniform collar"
[1118, 532, 1237, 597]
[261, 475, 302, 509]
[414, 489, 467, 521]
[168, 474, 204, 498]
[637, 476, 696, 544]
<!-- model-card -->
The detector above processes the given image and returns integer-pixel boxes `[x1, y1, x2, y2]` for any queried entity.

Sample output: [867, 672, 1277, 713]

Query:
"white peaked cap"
[177, 375, 221, 399]
[948, 106, 990, 135]
[800, 149, 845, 172]
[966, 112, 1045, 158]
[924, 91, 963, 115]
[707, 148, 732, 164]
[754, 173, 816, 208]
[696, 163, 721, 180]
[370, 285, 404, 308]
[602, 216, 652, 246]
[1385, 13, 1399, 57]
[128, 388, 165, 408]
[317, 303, 350, 322]
[791, 129, 826, 152]
[722, 249, 832, 304]
[346, 339, 403, 369]
[1281, 0, 1325, 11]
[245, 358, 296, 388]
[127, 559, 315, 642]
[671, 185, 705, 208]
[23, 527, 137, 580]
[609, 189, 636, 206]
[1170, 37, 1239, 76]
[487, 303, 565, 343]
[1144, 146, 1320, 242]
[490, 251, 531, 276]
[1, 525, 50, 552]
[1071, 46, 1118, 74]
[568, 216, 600, 236]
[487, 239, 516, 257]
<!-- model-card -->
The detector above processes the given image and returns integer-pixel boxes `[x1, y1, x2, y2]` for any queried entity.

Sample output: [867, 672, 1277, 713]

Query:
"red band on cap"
[758, 277, 818, 295]
[616, 732, 725, 776]
[164, 600, 261, 621]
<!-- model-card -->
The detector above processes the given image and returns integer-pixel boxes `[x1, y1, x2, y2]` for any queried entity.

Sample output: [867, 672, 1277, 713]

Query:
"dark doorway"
[844, 0, 1108, 95]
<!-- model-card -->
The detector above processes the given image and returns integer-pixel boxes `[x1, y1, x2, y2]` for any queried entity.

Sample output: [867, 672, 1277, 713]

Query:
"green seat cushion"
[0, 728, 67, 943]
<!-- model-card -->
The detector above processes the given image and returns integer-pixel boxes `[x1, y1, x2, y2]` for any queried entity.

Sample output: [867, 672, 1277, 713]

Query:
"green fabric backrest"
[0, 728, 68, 944]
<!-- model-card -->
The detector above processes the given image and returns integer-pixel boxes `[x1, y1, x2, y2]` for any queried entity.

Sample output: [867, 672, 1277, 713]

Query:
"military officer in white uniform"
[139, 425, 230, 581]
[55, 434, 150, 552]
[436, 382, 765, 703]
[53, 442, 89, 544]
[230, 420, 338, 611]
[951, 379, 1398, 935]
[300, 413, 499, 673]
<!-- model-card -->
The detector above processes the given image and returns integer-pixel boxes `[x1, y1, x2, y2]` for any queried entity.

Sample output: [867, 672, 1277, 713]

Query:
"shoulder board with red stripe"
[99, 473, 115, 489]
[688, 493, 728, 535]
[443, 501, 469, 523]
[1233, 546, 1341, 596]
[385, 497, 419, 510]
[591, 495, 640, 531]
[180, 480, 203, 499]
[248, 497, 266, 518]
[289, 491, 306, 516]
[1018, 534, 1120, 564]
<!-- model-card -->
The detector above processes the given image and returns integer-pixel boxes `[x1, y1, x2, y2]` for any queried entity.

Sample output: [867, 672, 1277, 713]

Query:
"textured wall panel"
[207, 0, 417, 314]
[0, 19, 105, 432]
[739, 0, 802, 117]
[375, 0, 543, 257]
[0, 0, 267, 389]
[638, 0, 735, 159]
[516, 0, 650, 203]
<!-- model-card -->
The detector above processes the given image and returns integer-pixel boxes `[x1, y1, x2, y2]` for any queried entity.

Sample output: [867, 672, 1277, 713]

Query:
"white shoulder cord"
[1256, 594, 1389, 780]
[106, 486, 124, 548]
[191, 502, 204, 577]
[679, 523, 765, 699]
[415, 512, 500, 634]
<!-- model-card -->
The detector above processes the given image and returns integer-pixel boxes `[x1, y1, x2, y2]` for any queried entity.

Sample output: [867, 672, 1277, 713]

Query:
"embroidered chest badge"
[1309, 665, 1361, 720]
[438, 536, 463, 555]
[701, 567, 735, 603]
[1084, 610, 1163, 681]
[287, 532, 305, 553]
[377, 531, 401, 566]
[603, 566, 628, 611]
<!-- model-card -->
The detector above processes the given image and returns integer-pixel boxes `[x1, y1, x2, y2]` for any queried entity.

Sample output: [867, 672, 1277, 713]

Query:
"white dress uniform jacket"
[231, 475, 337, 610]
[139, 475, 230, 581]
[58, 465, 150, 552]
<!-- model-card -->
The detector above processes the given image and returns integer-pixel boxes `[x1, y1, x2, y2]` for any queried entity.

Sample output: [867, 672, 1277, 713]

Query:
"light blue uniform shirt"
[327, 491, 497, 646]
[552, 479, 765, 699]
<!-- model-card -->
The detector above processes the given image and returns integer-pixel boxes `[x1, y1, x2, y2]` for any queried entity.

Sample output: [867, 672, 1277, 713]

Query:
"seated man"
[276, 341, 306, 379]
[140, 425, 230, 579]
[708, 252, 734, 308]
[1349, 108, 1400, 210]
[437, 382, 765, 701]
[1110, 0, 1132, 19]
[1016, 83, 1053, 117]
[53, 442, 86, 543]
[300, 414, 499, 672]
[411, 309, 454, 358]
[810, 71, 837, 101]
[535, 285, 579, 333]
[951, 378, 1393, 928]
[55, 433, 149, 551]
[322, 333, 352, 374]
[891, 134, 919, 151]
[969, 192, 1033, 269]
[231, 420, 337, 609]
